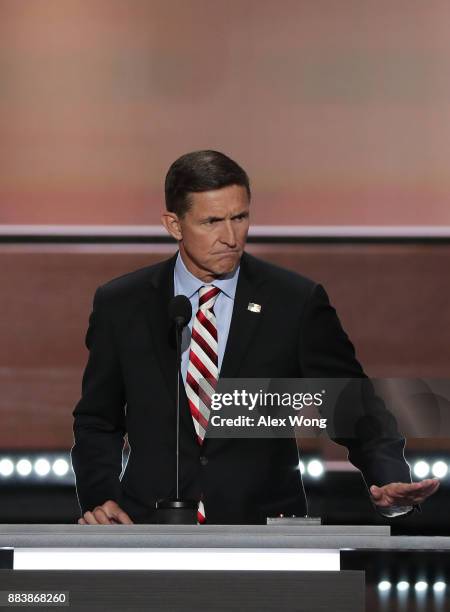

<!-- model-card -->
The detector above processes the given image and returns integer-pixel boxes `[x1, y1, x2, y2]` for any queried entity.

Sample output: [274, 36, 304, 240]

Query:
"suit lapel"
[143, 254, 178, 403]
[142, 252, 198, 441]
[220, 252, 268, 379]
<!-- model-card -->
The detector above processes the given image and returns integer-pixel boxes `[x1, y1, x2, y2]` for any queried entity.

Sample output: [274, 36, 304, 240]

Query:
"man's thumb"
[370, 485, 381, 499]
[111, 506, 133, 524]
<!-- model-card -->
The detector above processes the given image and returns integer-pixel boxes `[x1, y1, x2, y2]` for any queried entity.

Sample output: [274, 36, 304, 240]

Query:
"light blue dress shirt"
[173, 252, 239, 384]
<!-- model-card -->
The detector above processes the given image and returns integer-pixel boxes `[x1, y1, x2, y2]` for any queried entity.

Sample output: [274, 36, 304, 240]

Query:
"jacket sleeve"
[71, 286, 126, 514]
[298, 283, 412, 490]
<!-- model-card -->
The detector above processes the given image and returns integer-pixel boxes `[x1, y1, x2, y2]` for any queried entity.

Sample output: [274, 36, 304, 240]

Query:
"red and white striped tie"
[185, 285, 220, 524]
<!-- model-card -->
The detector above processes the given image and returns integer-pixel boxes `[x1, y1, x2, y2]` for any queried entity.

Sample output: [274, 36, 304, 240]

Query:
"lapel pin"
[248, 302, 261, 313]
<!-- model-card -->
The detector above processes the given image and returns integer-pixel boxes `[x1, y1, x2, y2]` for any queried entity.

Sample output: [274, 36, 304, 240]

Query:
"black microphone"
[168, 295, 192, 329]
[156, 295, 197, 524]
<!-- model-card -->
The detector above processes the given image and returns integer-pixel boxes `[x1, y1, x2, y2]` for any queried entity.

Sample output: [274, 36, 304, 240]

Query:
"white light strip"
[3, 455, 447, 482]
[0, 225, 168, 236]
[14, 548, 340, 572]
[249, 226, 450, 238]
[0, 454, 74, 483]
[1, 225, 449, 238]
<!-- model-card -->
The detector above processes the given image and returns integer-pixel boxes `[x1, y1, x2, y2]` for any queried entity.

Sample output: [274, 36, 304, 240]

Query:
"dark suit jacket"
[71, 251, 411, 524]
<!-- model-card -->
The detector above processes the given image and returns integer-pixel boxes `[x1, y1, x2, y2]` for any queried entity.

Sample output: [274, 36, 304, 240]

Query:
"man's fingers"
[373, 495, 396, 507]
[412, 478, 439, 490]
[82, 511, 100, 525]
[419, 479, 440, 492]
[110, 509, 133, 525]
[390, 482, 422, 494]
[390, 480, 439, 499]
[102, 501, 134, 524]
[385, 479, 439, 496]
[370, 478, 440, 507]
[429, 480, 440, 492]
[385, 481, 440, 505]
[403, 479, 438, 493]
[392, 490, 438, 505]
[82, 509, 113, 525]
[408, 481, 440, 500]
[369, 485, 382, 501]
[78, 501, 134, 525]
[93, 507, 114, 525]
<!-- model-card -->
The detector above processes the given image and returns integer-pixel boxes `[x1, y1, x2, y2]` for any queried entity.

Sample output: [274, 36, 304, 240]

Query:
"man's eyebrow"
[201, 215, 224, 223]
[200, 210, 249, 223]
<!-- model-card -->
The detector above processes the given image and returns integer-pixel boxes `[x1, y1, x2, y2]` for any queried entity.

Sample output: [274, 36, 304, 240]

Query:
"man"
[72, 150, 439, 525]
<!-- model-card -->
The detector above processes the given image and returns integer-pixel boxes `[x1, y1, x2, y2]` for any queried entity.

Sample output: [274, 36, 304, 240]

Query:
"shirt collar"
[174, 252, 240, 300]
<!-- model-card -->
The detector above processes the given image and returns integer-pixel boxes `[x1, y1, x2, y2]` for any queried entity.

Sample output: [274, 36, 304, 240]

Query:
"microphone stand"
[155, 317, 197, 524]
[175, 315, 182, 501]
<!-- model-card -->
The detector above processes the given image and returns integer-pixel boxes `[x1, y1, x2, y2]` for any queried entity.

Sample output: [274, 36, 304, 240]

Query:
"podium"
[1, 524, 449, 611]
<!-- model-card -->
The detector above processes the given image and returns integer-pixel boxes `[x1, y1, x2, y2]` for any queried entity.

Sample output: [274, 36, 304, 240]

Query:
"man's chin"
[212, 257, 240, 278]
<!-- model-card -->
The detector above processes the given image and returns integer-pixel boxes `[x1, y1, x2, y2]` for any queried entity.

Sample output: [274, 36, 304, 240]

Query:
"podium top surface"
[0, 524, 450, 550]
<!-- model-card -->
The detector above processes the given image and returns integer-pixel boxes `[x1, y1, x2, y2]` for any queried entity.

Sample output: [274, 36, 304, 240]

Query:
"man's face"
[163, 184, 250, 282]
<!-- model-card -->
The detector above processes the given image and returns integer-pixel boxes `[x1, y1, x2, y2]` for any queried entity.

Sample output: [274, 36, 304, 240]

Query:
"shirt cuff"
[377, 505, 414, 518]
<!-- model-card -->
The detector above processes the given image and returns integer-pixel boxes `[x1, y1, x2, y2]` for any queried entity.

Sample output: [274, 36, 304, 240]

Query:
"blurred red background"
[1, 0, 450, 226]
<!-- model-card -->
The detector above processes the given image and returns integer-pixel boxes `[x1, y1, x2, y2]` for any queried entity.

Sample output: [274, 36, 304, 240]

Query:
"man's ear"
[161, 212, 183, 241]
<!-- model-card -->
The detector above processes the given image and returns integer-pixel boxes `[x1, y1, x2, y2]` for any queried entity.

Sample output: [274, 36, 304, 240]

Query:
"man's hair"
[165, 150, 251, 217]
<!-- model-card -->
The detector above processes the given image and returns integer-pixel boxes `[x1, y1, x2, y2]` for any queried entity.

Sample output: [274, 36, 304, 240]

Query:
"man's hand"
[78, 500, 134, 525]
[370, 478, 440, 507]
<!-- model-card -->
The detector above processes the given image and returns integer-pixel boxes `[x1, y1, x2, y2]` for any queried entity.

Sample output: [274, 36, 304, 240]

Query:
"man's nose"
[221, 221, 237, 247]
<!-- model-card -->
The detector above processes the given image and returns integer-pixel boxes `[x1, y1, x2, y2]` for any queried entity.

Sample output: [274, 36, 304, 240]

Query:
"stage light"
[307, 460, 324, 478]
[431, 461, 448, 479]
[34, 458, 51, 477]
[16, 459, 32, 476]
[433, 582, 446, 593]
[0, 459, 14, 477]
[298, 461, 305, 474]
[52, 459, 69, 476]
[378, 581, 391, 592]
[413, 461, 430, 478]
[415, 581, 427, 592]
[397, 581, 409, 592]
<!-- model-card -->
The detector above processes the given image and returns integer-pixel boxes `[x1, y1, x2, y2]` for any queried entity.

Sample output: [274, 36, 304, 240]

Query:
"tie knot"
[199, 285, 220, 311]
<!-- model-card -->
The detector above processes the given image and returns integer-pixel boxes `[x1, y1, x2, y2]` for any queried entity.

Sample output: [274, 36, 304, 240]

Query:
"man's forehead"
[187, 185, 249, 216]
